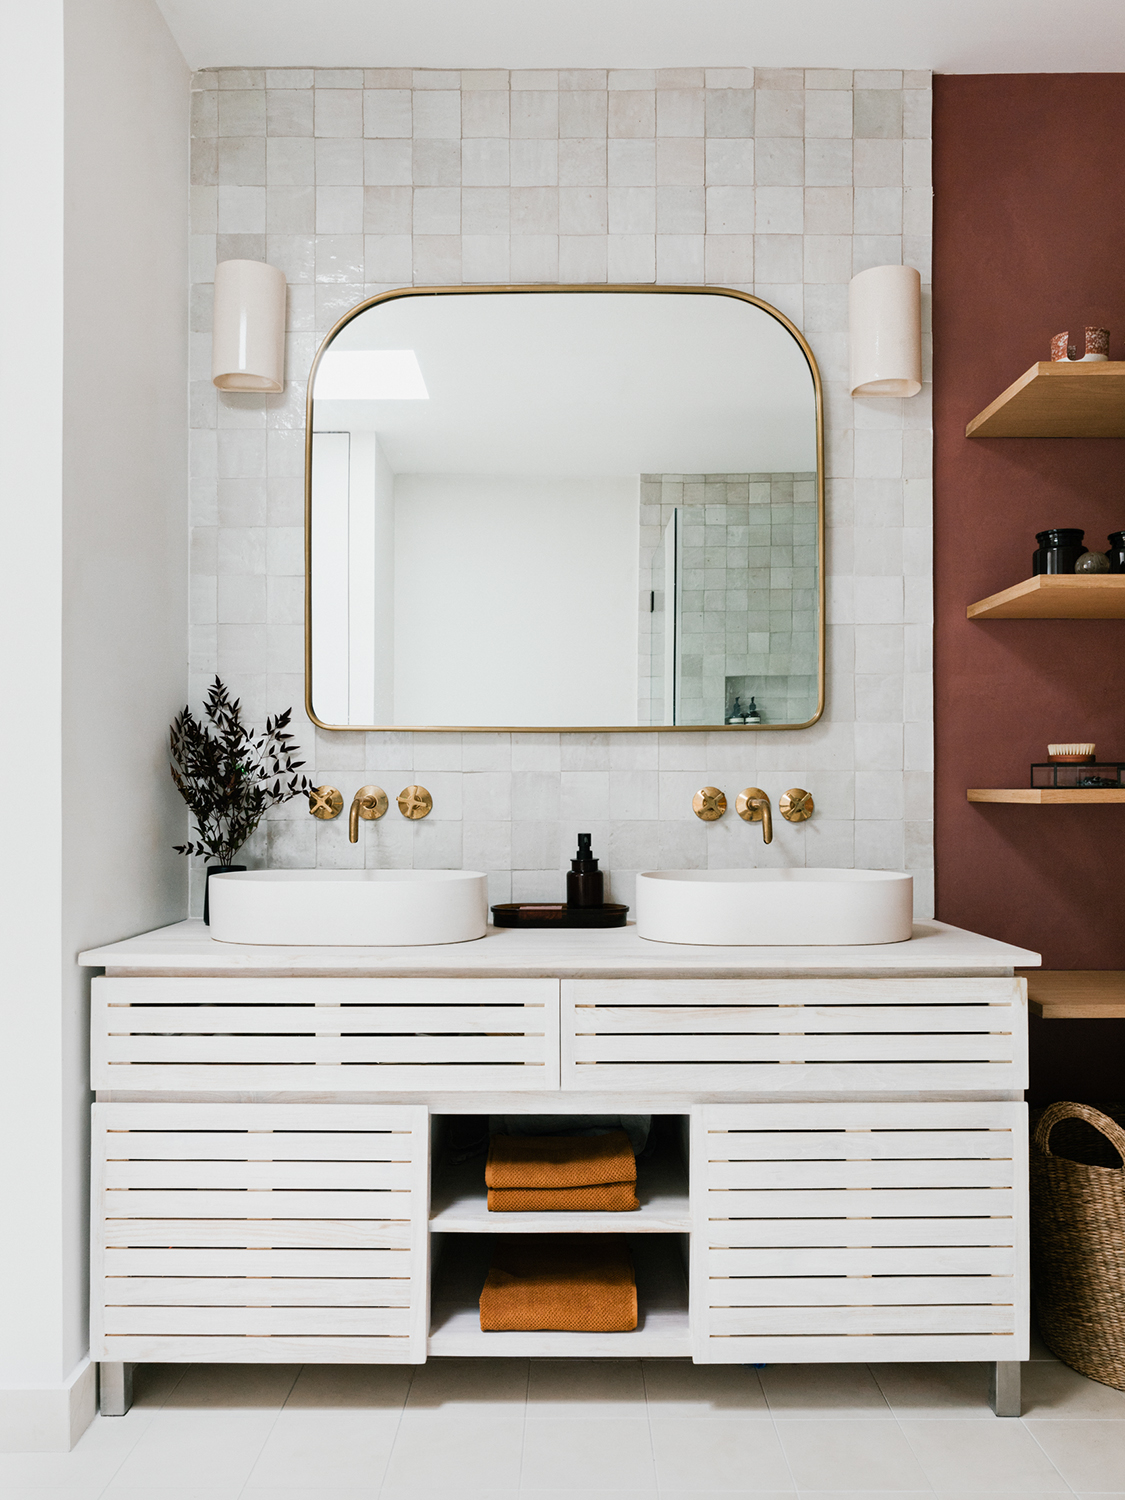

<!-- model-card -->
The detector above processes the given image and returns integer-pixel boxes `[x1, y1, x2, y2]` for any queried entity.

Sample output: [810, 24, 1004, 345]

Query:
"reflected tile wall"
[188, 65, 934, 918]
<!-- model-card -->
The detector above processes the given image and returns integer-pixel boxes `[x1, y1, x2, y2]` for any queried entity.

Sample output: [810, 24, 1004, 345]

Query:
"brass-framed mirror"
[305, 284, 824, 733]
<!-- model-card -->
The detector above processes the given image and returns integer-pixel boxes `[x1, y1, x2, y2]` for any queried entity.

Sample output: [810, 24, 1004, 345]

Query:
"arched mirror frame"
[304, 284, 825, 734]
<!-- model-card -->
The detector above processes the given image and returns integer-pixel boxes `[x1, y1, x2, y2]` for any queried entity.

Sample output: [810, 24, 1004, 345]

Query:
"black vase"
[203, 864, 246, 926]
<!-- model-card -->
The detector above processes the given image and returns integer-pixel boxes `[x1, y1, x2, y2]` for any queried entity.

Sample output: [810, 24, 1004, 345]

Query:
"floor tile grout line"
[1019, 1409, 1083, 1497]
[515, 1356, 531, 1496]
[92, 1362, 190, 1500]
[234, 1361, 303, 1498]
[373, 1359, 416, 1497]
[873, 1364, 942, 1498]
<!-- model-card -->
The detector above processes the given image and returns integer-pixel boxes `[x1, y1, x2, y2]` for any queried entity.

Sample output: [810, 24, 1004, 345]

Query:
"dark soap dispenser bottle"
[567, 832, 604, 909]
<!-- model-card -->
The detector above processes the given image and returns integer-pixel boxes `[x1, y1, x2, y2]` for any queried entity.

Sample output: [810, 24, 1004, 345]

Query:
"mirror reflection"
[307, 288, 822, 731]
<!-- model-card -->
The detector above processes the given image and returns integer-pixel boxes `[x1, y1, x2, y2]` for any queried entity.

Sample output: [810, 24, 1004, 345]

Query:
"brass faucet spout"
[735, 787, 773, 844]
[349, 785, 388, 841]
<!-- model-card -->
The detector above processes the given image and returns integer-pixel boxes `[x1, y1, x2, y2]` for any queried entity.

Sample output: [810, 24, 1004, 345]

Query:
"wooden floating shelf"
[1018, 968, 1125, 1020]
[967, 574, 1125, 620]
[966, 361, 1125, 437]
[968, 788, 1125, 804]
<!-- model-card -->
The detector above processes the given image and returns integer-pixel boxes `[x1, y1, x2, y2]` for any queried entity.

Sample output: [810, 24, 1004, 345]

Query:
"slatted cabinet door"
[92, 977, 559, 1093]
[563, 979, 1027, 1094]
[91, 1103, 429, 1363]
[690, 1102, 1029, 1363]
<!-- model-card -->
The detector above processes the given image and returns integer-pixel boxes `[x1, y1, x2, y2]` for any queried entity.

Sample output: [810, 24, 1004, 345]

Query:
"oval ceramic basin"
[635, 868, 913, 946]
[208, 869, 489, 946]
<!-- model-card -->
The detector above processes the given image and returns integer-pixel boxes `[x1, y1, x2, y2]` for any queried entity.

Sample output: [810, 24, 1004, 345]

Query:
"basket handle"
[1034, 1101, 1125, 1166]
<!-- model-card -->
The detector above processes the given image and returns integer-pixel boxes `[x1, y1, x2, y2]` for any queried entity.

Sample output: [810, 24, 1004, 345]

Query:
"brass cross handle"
[692, 786, 727, 821]
[397, 784, 433, 820]
[308, 785, 343, 820]
[780, 788, 815, 823]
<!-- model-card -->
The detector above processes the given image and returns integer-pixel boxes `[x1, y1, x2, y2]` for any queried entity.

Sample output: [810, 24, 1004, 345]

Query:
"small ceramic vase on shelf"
[1076, 549, 1111, 573]
[1050, 327, 1110, 362]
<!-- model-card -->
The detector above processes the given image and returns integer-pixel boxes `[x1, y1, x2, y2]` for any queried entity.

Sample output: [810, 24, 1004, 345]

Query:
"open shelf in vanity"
[430, 1132, 691, 1235]
[429, 1234, 691, 1357]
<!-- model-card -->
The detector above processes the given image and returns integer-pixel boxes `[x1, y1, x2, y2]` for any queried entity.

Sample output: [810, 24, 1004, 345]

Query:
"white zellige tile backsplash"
[187, 65, 933, 918]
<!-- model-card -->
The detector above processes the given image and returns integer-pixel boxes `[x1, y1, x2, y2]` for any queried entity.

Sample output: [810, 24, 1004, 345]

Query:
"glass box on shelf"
[1031, 762, 1125, 789]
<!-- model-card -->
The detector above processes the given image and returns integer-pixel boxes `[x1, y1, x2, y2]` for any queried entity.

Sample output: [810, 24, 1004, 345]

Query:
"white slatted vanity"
[80, 917, 1038, 1417]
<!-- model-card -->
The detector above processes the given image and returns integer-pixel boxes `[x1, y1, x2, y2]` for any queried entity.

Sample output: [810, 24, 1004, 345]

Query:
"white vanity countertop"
[79, 918, 1040, 977]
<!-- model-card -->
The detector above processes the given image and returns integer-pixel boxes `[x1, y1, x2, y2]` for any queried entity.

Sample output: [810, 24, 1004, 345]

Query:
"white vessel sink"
[208, 869, 489, 946]
[635, 868, 913, 946]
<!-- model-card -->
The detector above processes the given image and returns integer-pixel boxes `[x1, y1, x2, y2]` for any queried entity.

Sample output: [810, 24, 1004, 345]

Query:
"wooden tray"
[491, 903, 629, 929]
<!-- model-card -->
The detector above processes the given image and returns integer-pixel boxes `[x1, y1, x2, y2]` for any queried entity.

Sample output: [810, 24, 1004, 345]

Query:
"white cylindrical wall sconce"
[211, 259, 287, 393]
[849, 264, 922, 397]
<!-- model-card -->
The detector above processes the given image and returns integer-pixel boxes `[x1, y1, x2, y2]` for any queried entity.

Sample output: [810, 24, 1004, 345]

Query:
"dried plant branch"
[170, 676, 311, 866]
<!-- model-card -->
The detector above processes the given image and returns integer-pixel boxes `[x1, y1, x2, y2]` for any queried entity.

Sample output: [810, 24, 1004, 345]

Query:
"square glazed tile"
[760, 1362, 893, 1416]
[869, 1361, 995, 1417]
[403, 1358, 528, 1410]
[521, 1417, 656, 1491]
[380, 1414, 524, 1490]
[243, 1408, 398, 1490]
[651, 1417, 793, 1490]
[526, 1358, 647, 1419]
[898, 1417, 1070, 1491]
[642, 1361, 769, 1416]
[775, 1418, 929, 1491]
[1023, 1417, 1125, 1491]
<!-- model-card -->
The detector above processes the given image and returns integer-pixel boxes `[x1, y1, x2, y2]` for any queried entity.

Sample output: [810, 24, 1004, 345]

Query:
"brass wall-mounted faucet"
[736, 787, 773, 844]
[349, 785, 389, 841]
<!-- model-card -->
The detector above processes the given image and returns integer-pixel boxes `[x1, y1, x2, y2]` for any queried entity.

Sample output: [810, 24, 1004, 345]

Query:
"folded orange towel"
[487, 1180, 639, 1212]
[485, 1130, 636, 1190]
[479, 1235, 637, 1332]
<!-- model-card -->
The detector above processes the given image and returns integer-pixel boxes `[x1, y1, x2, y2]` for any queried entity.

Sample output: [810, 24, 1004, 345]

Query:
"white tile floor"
[6, 1334, 1125, 1499]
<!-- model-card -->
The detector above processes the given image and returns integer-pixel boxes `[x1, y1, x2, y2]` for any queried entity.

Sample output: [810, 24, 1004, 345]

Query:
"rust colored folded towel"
[479, 1234, 637, 1331]
[486, 1130, 636, 1190]
[486, 1180, 640, 1212]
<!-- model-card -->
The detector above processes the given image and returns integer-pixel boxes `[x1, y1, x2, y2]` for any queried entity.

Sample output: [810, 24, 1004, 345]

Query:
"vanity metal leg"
[989, 1360, 1021, 1417]
[100, 1362, 134, 1416]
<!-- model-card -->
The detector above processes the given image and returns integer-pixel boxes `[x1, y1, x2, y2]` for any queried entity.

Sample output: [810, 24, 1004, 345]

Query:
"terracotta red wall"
[933, 76, 1125, 1101]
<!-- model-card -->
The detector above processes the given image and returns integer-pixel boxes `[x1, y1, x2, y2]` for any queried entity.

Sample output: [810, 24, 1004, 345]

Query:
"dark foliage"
[170, 676, 311, 866]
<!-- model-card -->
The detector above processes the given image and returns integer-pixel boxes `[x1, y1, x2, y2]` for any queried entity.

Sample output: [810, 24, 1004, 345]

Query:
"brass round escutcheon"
[398, 784, 433, 819]
[692, 786, 727, 821]
[780, 787, 815, 823]
[354, 785, 389, 820]
[308, 785, 344, 820]
[735, 787, 770, 822]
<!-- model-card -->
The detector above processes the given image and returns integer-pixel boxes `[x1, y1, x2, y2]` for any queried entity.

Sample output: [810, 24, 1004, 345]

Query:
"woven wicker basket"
[1031, 1101, 1125, 1390]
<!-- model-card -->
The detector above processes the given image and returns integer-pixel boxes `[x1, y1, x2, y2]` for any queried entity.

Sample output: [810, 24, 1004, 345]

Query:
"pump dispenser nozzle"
[567, 831, 604, 909]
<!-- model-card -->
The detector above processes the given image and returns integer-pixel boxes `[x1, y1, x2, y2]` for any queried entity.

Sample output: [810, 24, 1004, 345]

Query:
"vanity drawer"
[690, 1100, 1029, 1363]
[92, 976, 559, 1093]
[91, 1102, 429, 1363]
[561, 977, 1027, 1093]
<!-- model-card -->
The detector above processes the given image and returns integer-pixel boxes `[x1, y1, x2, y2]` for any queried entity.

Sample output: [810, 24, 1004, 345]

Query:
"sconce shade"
[848, 264, 922, 397]
[211, 259, 287, 393]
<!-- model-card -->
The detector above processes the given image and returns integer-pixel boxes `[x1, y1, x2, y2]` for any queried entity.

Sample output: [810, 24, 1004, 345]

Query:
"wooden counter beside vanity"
[81, 917, 1039, 1417]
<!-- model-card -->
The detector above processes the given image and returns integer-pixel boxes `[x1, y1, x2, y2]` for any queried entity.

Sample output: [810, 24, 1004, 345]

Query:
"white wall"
[0, 0, 189, 1451]
[393, 475, 640, 726]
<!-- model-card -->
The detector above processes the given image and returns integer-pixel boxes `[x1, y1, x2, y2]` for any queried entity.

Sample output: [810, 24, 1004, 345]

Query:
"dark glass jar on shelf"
[1107, 530, 1125, 573]
[1032, 528, 1086, 576]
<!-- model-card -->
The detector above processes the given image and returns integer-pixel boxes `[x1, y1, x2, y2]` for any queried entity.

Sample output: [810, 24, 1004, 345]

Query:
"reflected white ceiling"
[312, 290, 818, 476]
[155, 0, 1125, 73]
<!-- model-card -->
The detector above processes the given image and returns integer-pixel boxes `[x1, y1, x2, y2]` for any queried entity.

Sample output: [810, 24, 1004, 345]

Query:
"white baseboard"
[0, 1358, 96, 1451]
